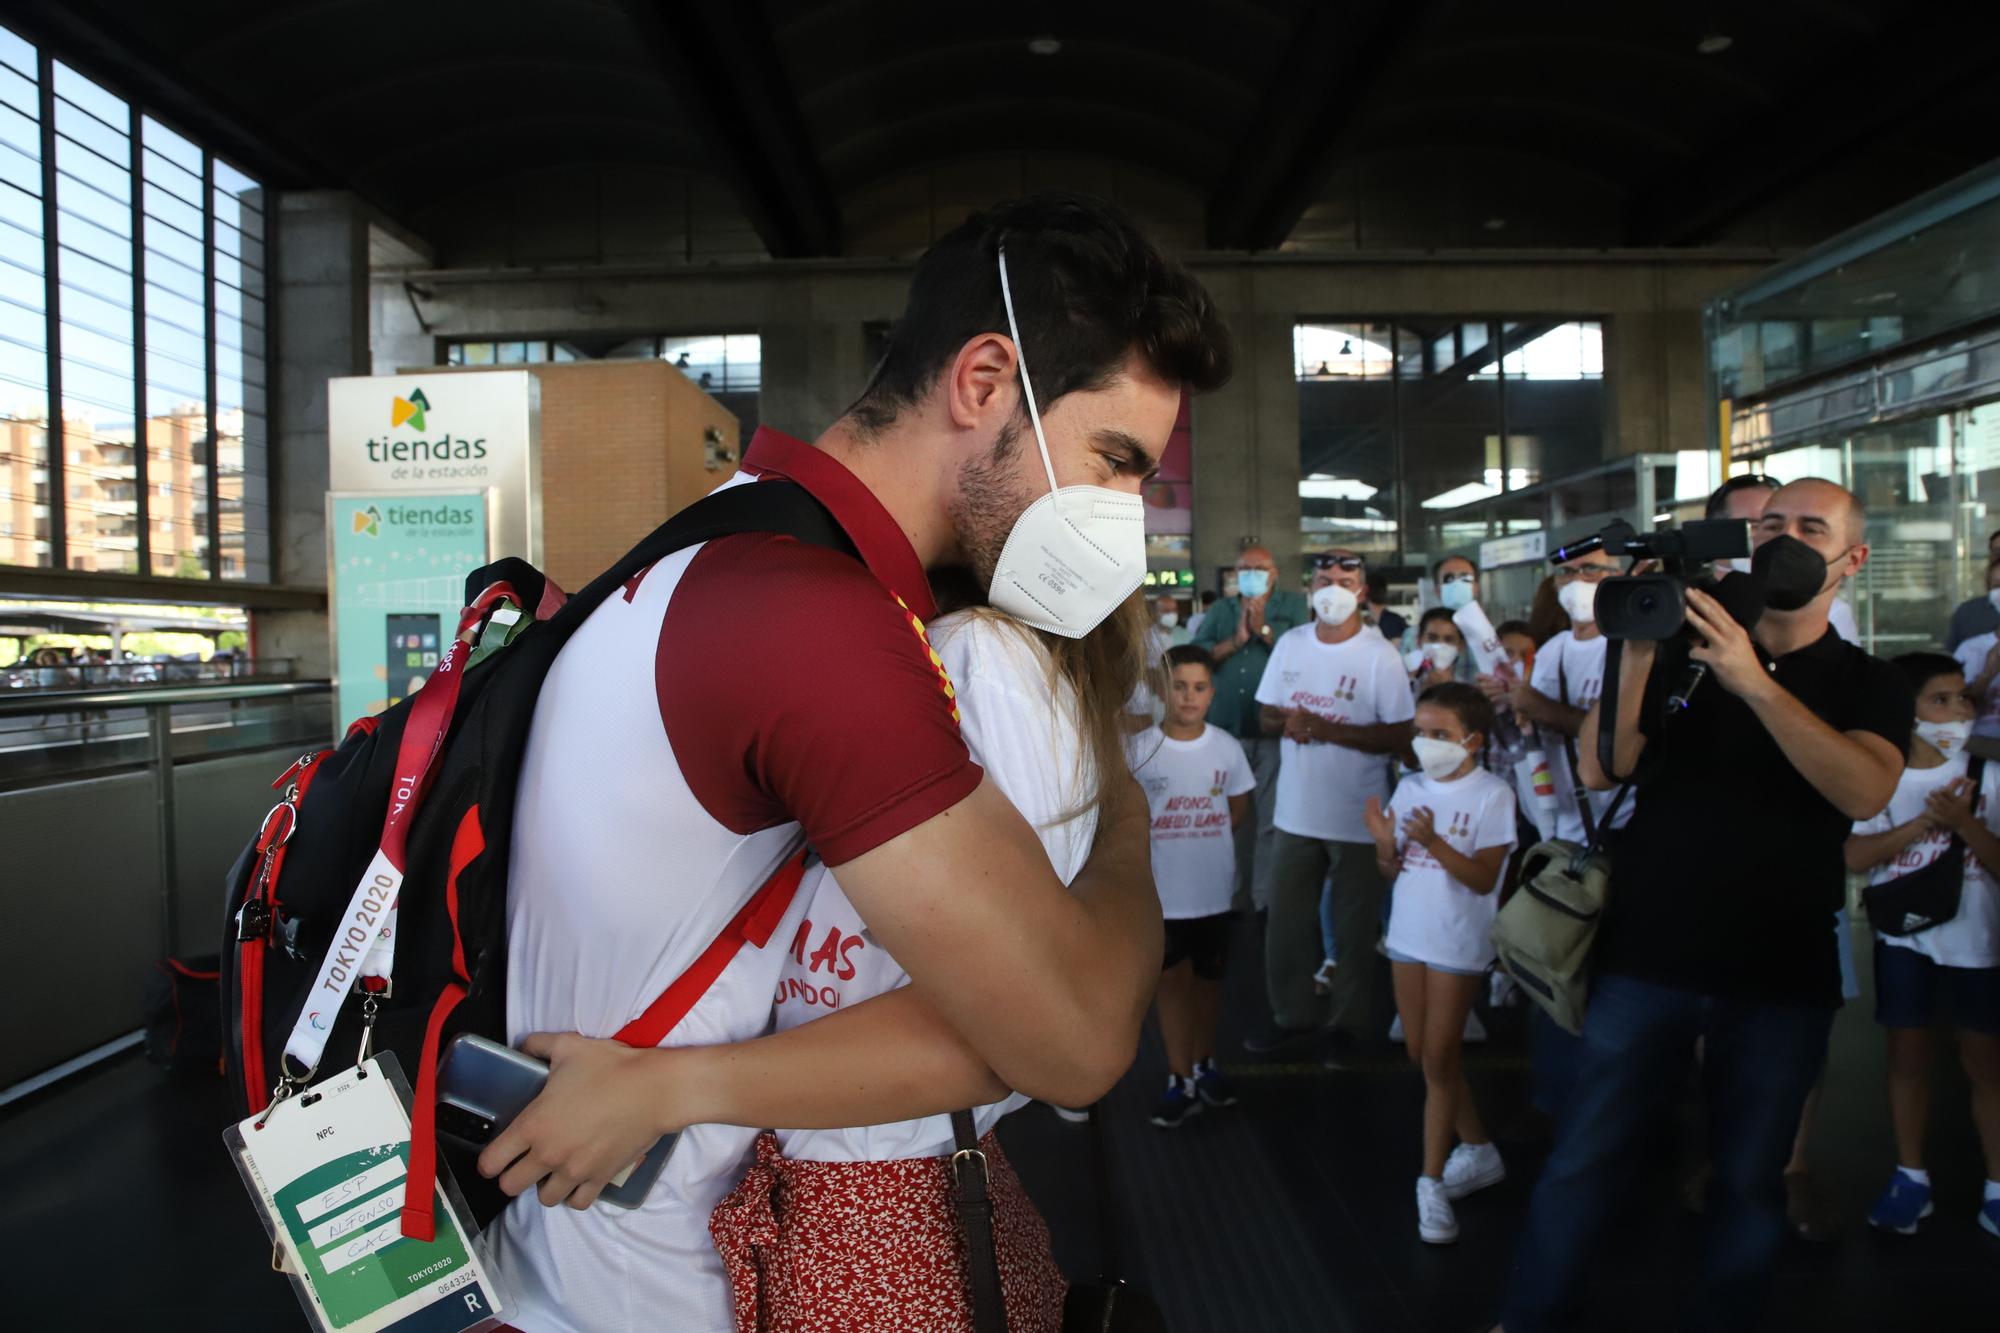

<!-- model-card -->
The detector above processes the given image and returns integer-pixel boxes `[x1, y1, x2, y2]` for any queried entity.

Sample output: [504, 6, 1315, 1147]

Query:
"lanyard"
[277, 591, 504, 1089]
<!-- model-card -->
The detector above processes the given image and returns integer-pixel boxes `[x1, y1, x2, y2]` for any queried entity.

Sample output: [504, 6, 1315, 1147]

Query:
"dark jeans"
[1502, 973, 1833, 1333]
[1530, 1007, 1583, 1118]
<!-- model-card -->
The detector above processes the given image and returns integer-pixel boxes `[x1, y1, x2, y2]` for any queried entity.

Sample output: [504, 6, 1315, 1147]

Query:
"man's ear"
[1846, 541, 1870, 577]
[945, 333, 1018, 432]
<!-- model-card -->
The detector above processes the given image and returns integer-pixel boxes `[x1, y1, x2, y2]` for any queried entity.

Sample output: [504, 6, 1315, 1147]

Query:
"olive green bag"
[1492, 653, 1633, 1034]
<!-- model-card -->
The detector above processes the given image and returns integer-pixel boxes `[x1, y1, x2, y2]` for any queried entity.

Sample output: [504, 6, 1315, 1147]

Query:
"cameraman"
[1498, 479, 1910, 1333]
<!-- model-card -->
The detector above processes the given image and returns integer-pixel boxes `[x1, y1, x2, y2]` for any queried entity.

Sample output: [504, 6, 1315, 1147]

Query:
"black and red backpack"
[219, 479, 851, 1237]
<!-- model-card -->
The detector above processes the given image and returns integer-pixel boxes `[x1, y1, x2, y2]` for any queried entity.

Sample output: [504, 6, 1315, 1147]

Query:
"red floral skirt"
[710, 1130, 1067, 1333]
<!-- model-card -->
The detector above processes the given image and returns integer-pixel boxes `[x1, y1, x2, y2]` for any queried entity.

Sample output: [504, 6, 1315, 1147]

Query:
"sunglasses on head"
[1310, 554, 1364, 571]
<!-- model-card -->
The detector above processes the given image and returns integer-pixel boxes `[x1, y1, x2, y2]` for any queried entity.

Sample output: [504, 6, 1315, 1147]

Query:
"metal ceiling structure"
[3, 0, 1996, 261]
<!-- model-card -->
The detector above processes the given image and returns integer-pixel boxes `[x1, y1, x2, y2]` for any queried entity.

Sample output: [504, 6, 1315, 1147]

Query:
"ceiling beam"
[618, 1, 841, 258]
[1205, 3, 1439, 252]
[1624, 24, 2000, 246]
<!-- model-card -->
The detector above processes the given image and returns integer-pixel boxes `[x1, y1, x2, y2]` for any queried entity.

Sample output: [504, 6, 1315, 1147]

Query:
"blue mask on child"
[1236, 569, 1271, 599]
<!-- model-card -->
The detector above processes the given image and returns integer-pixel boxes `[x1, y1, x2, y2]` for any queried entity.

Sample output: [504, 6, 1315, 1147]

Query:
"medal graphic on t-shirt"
[1336, 673, 1357, 702]
[1210, 768, 1227, 797]
[1448, 809, 1472, 839]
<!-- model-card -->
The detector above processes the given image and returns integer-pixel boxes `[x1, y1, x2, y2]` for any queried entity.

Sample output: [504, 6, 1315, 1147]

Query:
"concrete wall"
[368, 250, 1769, 587]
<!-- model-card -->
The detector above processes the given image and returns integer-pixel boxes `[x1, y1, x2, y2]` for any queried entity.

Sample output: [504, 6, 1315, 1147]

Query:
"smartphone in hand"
[436, 1032, 675, 1210]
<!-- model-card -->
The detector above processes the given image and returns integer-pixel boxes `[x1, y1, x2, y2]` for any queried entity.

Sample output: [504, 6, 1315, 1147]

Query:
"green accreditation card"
[225, 1055, 508, 1333]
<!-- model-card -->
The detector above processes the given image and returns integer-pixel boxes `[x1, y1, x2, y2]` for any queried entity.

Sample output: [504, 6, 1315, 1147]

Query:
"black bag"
[1863, 756, 1986, 938]
[144, 954, 222, 1075]
[951, 1103, 1165, 1333]
[219, 480, 854, 1231]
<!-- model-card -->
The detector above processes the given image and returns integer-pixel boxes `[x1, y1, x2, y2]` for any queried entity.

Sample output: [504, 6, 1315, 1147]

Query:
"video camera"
[1548, 518, 1752, 640]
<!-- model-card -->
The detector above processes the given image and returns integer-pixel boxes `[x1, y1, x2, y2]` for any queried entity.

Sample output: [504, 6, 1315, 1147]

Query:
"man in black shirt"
[1499, 480, 1909, 1333]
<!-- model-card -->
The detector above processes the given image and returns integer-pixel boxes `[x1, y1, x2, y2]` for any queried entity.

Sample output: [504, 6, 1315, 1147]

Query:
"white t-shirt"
[772, 612, 1097, 1162]
[1254, 623, 1414, 843]
[1954, 633, 2000, 741]
[1129, 723, 1257, 919]
[1529, 630, 1637, 844]
[1852, 754, 2000, 969]
[1829, 598, 1860, 645]
[1383, 767, 1518, 972]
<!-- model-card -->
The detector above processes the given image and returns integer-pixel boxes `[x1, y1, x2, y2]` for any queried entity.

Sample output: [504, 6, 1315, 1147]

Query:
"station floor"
[3, 915, 1992, 1331]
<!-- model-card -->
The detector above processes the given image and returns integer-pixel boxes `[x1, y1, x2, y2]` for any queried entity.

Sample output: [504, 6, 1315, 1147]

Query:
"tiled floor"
[2, 915, 1991, 1330]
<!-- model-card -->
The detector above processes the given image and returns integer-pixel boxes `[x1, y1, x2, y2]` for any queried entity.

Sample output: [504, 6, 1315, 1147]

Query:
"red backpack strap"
[614, 849, 809, 1049]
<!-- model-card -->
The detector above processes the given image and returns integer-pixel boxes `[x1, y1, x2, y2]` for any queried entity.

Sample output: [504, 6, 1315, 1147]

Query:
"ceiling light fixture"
[1697, 32, 1733, 54]
[1028, 35, 1061, 56]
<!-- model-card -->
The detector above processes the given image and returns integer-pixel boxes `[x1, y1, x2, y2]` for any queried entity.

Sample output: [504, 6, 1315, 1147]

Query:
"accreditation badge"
[225, 1054, 507, 1333]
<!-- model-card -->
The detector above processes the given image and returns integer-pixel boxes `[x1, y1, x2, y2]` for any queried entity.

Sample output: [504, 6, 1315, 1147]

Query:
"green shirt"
[1192, 590, 1311, 738]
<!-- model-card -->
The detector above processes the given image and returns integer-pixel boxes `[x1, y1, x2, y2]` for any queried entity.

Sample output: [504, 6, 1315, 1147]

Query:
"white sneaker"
[1417, 1176, 1459, 1243]
[1441, 1141, 1506, 1200]
[1388, 1013, 1405, 1042]
[1463, 1009, 1488, 1043]
[1489, 970, 1519, 1008]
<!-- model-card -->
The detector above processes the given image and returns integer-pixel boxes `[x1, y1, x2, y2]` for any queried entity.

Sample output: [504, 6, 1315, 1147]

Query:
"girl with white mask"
[1364, 682, 1519, 1244]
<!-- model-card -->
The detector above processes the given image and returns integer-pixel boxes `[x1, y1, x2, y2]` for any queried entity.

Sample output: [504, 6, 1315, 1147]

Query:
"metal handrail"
[0, 680, 330, 717]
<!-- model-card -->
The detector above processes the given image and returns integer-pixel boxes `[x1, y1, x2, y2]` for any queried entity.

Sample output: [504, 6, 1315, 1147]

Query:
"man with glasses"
[1247, 549, 1415, 1051]
[1195, 546, 1311, 911]
[1502, 548, 1631, 847]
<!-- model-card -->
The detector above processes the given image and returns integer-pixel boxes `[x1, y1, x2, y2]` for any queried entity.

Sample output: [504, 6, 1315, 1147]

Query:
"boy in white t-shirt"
[1364, 681, 1518, 1245]
[1845, 653, 2000, 1239]
[1131, 645, 1257, 1128]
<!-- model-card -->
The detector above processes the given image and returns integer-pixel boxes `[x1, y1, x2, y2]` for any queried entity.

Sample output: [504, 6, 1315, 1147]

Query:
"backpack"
[220, 479, 854, 1239]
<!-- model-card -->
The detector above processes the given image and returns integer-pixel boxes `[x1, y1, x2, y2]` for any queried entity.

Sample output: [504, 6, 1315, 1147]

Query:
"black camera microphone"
[1667, 572, 1766, 713]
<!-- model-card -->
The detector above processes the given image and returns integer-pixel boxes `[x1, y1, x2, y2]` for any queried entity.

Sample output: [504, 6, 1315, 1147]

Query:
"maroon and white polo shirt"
[483, 429, 982, 1333]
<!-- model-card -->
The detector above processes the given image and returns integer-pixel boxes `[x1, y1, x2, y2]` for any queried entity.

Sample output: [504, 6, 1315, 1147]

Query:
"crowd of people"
[1127, 474, 2000, 1331]
[423, 193, 1993, 1333]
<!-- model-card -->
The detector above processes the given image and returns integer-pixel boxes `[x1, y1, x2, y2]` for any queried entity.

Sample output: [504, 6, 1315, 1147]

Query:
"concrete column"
[757, 317, 870, 440]
[1192, 305, 1301, 590]
[260, 191, 371, 677]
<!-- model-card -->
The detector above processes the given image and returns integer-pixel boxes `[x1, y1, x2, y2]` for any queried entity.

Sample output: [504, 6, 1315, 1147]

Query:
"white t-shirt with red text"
[1529, 630, 1637, 844]
[1852, 754, 2000, 969]
[1254, 623, 1414, 843]
[1129, 723, 1257, 919]
[1382, 767, 1518, 972]
[772, 612, 1097, 1163]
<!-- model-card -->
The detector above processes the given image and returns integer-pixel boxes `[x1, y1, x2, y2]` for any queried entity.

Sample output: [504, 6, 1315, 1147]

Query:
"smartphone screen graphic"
[385, 613, 442, 707]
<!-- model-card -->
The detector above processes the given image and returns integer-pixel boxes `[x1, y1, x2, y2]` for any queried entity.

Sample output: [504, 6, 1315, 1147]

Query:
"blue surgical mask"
[1439, 578, 1475, 611]
[1236, 569, 1271, 599]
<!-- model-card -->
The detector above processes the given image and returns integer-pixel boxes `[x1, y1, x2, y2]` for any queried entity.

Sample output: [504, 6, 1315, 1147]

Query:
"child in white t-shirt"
[1130, 645, 1257, 1128]
[1364, 681, 1518, 1246]
[1845, 653, 2000, 1239]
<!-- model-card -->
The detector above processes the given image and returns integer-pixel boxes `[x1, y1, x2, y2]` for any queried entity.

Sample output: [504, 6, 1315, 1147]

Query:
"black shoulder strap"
[466, 480, 856, 628]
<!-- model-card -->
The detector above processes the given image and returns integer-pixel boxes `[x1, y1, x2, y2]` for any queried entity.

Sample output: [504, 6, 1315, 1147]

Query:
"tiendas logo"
[391, 387, 430, 432]
[367, 385, 488, 464]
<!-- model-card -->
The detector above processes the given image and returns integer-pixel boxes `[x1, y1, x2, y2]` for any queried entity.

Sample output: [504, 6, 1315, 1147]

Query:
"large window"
[445, 332, 761, 444]
[0, 26, 268, 581]
[1295, 319, 1605, 568]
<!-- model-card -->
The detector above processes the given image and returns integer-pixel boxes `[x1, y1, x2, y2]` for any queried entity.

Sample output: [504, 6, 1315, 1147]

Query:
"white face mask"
[1412, 736, 1470, 781]
[1312, 583, 1359, 626]
[1558, 579, 1598, 624]
[1158, 611, 1179, 629]
[1423, 642, 1460, 671]
[1916, 718, 1972, 757]
[985, 247, 1148, 639]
